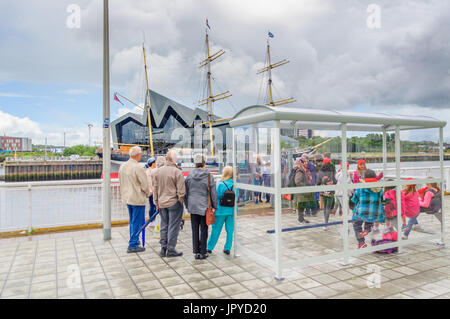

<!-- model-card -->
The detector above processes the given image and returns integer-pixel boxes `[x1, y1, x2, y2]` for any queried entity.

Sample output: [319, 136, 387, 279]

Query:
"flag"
[268, 31, 274, 38]
[114, 92, 124, 105]
[206, 18, 211, 29]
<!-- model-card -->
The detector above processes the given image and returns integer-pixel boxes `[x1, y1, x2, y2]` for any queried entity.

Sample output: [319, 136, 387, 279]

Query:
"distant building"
[111, 90, 230, 154]
[0, 136, 32, 152]
[297, 129, 313, 138]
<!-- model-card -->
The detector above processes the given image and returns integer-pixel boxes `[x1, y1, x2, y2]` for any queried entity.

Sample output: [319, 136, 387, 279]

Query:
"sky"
[0, 0, 449, 146]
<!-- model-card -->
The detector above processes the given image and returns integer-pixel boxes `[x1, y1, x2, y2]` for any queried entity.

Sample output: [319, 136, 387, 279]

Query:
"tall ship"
[98, 25, 333, 173]
[98, 19, 233, 172]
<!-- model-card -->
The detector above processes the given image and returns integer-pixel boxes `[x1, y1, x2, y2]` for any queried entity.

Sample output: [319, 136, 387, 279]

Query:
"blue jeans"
[127, 204, 145, 249]
[403, 216, 418, 237]
[149, 195, 157, 220]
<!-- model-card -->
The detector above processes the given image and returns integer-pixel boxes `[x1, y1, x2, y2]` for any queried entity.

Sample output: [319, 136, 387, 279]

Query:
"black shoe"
[207, 250, 212, 254]
[127, 246, 145, 253]
[223, 250, 230, 255]
[160, 248, 167, 257]
[194, 253, 202, 260]
[167, 250, 183, 257]
[298, 219, 310, 224]
[180, 219, 185, 230]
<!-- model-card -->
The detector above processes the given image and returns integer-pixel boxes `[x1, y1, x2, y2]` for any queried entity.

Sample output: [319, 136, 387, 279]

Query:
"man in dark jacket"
[292, 158, 314, 224]
[185, 154, 218, 259]
[317, 158, 337, 228]
[301, 153, 318, 216]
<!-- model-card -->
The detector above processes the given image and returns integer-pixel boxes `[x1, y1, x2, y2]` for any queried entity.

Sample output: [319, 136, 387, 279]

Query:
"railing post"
[27, 183, 32, 234]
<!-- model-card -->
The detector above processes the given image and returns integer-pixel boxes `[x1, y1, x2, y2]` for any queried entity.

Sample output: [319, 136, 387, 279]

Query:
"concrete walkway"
[0, 206, 449, 299]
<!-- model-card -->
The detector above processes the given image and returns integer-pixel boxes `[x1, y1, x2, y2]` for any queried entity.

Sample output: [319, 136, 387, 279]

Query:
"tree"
[63, 145, 97, 157]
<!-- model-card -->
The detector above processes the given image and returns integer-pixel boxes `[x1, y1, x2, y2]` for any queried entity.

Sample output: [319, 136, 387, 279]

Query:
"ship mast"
[257, 32, 296, 106]
[142, 44, 154, 157]
[199, 19, 232, 157]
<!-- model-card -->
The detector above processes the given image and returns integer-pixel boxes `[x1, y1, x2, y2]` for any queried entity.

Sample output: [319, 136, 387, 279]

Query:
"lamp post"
[102, 0, 111, 240]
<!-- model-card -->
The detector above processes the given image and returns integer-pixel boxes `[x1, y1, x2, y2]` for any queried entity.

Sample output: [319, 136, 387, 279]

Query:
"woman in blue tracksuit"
[207, 166, 237, 255]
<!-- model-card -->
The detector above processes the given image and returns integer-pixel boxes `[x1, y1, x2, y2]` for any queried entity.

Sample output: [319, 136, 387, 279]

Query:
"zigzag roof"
[111, 90, 225, 129]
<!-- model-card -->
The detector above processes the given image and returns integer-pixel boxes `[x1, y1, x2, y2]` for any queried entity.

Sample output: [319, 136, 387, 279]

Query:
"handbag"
[205, 173, 215, 226]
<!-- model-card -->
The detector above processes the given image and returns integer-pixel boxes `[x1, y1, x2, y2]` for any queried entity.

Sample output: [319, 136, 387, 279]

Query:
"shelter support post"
[339, 123, 350, 266]
[232, 128, 239, 257]
[395, 125, 403, 252]
[273, 123, 284, 280]
[382, 128, 387, 174]
[439, 127, 446, 246]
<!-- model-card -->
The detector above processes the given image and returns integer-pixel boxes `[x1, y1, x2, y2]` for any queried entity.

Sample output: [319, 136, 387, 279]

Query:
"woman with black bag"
[185, 154, 217, 260]
[207, 166, 237, 255]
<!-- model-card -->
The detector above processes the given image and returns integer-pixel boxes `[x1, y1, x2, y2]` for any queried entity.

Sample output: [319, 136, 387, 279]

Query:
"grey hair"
[129, 146, 142, 157]
[166, 150, 177, 162]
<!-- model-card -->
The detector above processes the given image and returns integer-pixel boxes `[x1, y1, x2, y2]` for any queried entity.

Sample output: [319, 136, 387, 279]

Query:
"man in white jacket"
[119, 146, 150, 253]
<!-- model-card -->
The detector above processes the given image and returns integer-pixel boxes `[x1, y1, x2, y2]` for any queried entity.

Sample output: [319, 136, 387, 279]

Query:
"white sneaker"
[323, 226, 328, 231]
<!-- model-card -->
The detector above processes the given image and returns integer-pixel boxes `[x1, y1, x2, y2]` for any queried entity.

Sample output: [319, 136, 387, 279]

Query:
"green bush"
[63, 145, 97, 157]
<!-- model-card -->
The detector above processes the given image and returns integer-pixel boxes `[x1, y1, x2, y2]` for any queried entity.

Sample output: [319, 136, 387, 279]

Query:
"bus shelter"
[229, 105, 447, 280]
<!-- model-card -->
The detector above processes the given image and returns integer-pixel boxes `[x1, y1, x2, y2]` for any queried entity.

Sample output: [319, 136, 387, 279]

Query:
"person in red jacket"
[383, 184, 406, 233]
[401, 182, 421, 239]
[353, 159, 383, 184]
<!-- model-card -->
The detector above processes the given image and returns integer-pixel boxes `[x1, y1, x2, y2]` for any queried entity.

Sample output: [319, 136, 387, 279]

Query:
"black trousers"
[191, 214, 208, 255]
[353, 219, 373, 243]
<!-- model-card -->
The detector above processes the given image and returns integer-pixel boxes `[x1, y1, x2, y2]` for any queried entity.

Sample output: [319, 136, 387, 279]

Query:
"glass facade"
[112, 105, 231, 154]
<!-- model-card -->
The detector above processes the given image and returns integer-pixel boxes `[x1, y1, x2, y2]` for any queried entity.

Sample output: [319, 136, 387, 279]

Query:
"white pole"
[439, 127, 445, 245]
[340, 123, 350, 265]
[395, 125, 402, 252]
[232, 128, 239, 257]
[273, 122, 283, 280]
[102, 0, 111, 240]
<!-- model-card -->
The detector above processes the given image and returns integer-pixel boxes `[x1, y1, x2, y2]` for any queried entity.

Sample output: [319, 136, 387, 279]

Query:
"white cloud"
[0, 109, 105, 147]
[0, 110, 43, 140]
[0, 92, 34, 98]
[117, 106, 143, 118]
[62, 88, 88, 95]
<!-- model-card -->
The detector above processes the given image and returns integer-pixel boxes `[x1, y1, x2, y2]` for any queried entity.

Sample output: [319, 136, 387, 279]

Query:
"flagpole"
[102, 0, 112, 241]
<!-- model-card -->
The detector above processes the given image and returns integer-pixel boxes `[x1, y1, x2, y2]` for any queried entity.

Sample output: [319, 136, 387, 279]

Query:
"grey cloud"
[0, 0, 449, 115]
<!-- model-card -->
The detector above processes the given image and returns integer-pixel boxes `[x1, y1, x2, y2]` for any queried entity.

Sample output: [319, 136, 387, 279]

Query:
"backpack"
[220, 182, 235, 207]
[383, 198, 397, 218]
[371, 231, 398, 254]
[423, 189, 442, 214]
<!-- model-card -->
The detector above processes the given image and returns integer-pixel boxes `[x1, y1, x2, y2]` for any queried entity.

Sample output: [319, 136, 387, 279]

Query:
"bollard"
[27, 184, 32, 234]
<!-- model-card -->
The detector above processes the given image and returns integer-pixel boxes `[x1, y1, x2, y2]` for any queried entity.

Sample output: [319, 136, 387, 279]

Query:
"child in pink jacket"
[383, 185, 406, 233]
[401, 183, 420, 239]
